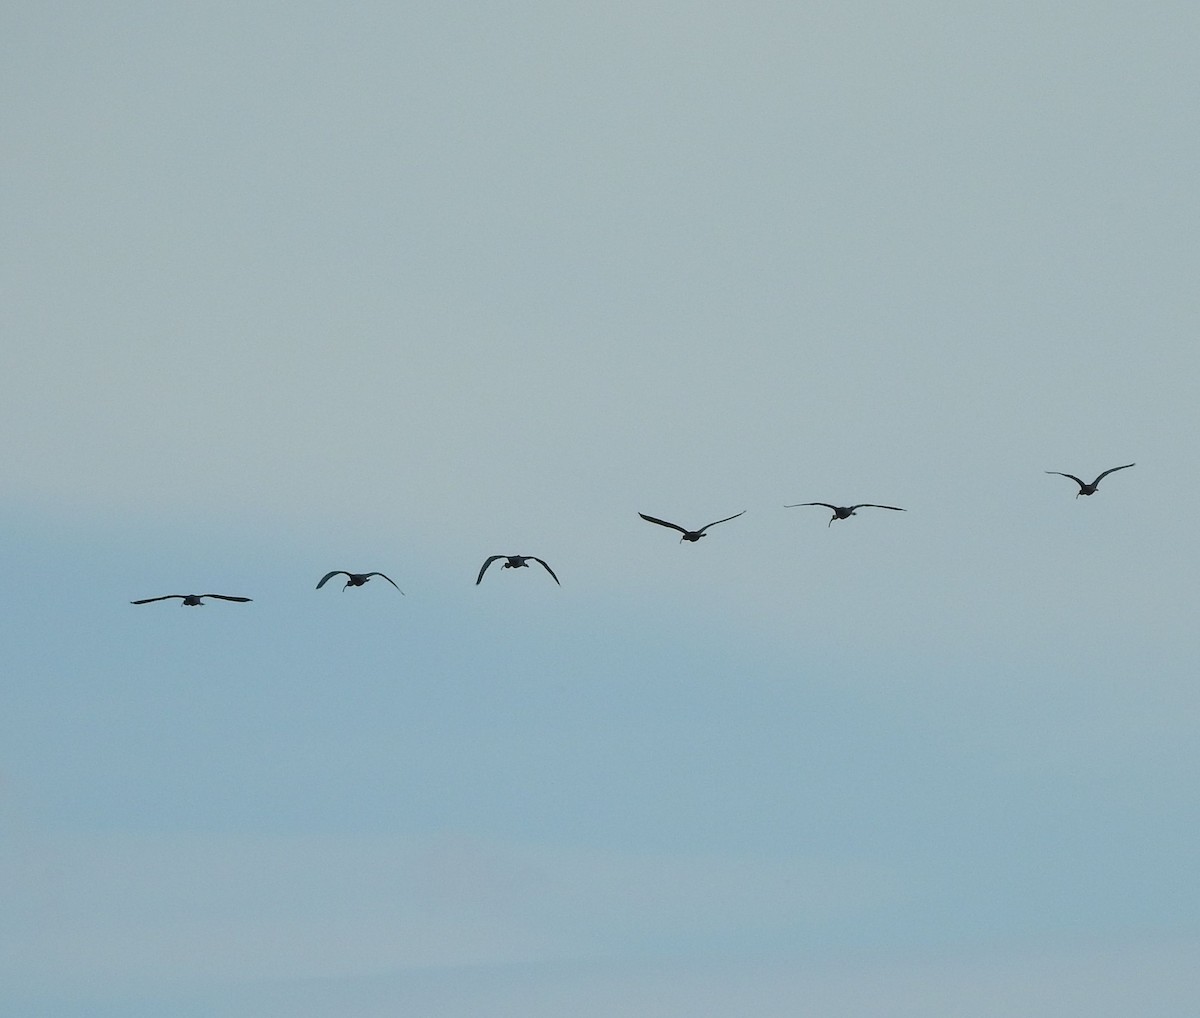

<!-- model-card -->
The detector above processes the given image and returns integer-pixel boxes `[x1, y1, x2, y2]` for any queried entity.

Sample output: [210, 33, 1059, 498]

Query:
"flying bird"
[785, 502, 906, 527]
[476, 555, 560, 585]
[1044, 463, 1135, 497]
[316, 570, 404, 593]
[131, 594, 252, 606]
[638, 511, 746, 542]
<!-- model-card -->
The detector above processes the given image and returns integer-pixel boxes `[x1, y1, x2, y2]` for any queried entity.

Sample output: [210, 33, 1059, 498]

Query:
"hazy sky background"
[3, 2, 1198, 1014]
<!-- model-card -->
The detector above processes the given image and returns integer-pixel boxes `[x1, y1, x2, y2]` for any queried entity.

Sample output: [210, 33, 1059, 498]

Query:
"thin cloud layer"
[0, 831, 893, 991]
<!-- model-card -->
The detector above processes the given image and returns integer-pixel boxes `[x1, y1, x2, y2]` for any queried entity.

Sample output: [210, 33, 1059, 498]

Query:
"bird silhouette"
[785, 502, 906, 527]
[476, 555, 560, 585]
[1044, 463, 1135, 497]
[316, 571, 404, 593]
[131, 594, 252, 606]
[638, 511, 746, 542]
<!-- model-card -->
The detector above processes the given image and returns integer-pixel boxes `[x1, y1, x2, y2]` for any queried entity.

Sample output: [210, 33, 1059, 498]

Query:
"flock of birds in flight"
[129, 464, 1136, 605]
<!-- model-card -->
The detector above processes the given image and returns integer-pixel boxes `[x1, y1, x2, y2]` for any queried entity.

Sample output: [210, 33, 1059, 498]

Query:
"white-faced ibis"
[476, 555, 560, 585]
[131, 594, 252, 606]
[316, 571, 404, 593]
[638, 511, 745, 542]
[785, 502, 906, 527]
[1045, 463, 1135, 497]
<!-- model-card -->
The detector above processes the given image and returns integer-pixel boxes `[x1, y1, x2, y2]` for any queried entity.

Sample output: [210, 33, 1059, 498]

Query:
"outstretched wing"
[130, 595, 184, 604]
[851, 504, 906, 512]
[201, 595, 253, 602]
[1045, 471, 1086, 489]
[316, 570, 349, 589]
[784, 502, 837, 510]
[1093, 463, 1135, 485]
[698, 510, 746, 533]
[364, 572, 404, 594]
[638, 513, 689, 534]
[530, 557, 561, 585]
[476, 556, 505, 585]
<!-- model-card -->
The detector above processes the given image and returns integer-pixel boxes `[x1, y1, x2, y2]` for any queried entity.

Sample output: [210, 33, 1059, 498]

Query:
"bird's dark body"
[1045, 464, 1135, 497]
[784, 502, 906, 527]
[638, 511, 745, 543]
[131, 594, 252, 606]
[316, 570, 403, 593]
[476, 555, 560, 585]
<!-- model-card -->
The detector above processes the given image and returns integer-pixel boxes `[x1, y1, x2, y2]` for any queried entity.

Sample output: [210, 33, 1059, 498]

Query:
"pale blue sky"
[3, 2, 1199, 1014]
